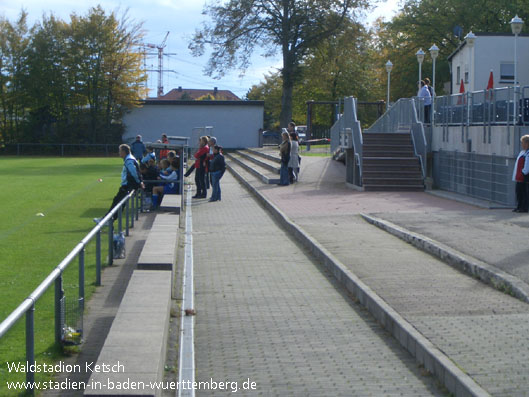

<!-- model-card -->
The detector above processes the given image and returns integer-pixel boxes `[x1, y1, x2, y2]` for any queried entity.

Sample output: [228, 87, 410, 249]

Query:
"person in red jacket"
[160, 133, 170, 159]
[193, 136, 209, 198]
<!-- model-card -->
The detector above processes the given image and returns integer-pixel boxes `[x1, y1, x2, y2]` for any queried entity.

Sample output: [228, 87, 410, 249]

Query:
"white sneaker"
[93, 217, 102, 224]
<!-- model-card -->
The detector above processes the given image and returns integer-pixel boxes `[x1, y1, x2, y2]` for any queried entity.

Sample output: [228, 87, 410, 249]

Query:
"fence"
[434, 150, 515, 206]
[0, 143, 120, 157]
[433, 86, 529, 127]
[0, 189, 141, 393]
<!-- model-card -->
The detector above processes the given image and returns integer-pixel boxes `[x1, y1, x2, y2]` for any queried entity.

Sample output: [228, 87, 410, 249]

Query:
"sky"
[1, 0, 400, 99]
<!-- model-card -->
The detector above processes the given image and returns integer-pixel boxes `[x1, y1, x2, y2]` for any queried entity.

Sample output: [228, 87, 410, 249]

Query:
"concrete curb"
[227, 162, 490, 397]
[360, 213, 529, 305]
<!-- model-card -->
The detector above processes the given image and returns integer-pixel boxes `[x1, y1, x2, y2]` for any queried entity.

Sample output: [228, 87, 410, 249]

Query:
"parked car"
[295, 125, 307, 143]
[262, 130, 281, 145]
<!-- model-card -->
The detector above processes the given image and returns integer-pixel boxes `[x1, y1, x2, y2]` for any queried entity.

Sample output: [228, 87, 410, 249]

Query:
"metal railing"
[434, 86, 529, 127]
[0, 189, 141, 393]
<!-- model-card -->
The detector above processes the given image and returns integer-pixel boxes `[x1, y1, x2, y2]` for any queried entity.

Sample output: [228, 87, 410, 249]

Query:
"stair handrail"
[349, 97, 363, 181]
[409, 98, 427, 179]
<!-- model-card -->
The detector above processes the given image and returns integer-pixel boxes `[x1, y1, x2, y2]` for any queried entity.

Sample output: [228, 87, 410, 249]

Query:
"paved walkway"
[228, 154, 529, 396]
[191, 173, 445, 396]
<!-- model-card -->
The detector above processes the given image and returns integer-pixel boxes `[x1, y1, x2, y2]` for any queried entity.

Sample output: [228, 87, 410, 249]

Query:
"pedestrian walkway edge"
[360, 213, 529, 305]
[227, 163, 490, 397]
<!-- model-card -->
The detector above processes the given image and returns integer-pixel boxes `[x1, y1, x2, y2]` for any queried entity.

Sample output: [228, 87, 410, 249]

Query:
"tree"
[190, 0, 368, 127]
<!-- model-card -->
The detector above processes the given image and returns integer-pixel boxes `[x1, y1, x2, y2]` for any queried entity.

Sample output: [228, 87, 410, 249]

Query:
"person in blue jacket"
[208, 145, 225, 202]
[94, 144, 143, 223]
[131, 135, 146, 160]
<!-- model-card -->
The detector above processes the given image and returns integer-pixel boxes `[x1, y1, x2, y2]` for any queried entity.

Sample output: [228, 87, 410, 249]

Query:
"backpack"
[125, 158, 142, 190]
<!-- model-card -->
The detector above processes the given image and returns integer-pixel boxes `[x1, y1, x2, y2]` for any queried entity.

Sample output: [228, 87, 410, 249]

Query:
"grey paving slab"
[372, 209, 529, 286]
[293, 213, 529, 396]
[191, 173, 445, 396]
[226, 155, 529, 395]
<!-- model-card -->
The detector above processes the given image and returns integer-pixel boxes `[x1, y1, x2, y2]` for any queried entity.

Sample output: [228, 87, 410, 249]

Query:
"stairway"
[362, 131, 424, 191]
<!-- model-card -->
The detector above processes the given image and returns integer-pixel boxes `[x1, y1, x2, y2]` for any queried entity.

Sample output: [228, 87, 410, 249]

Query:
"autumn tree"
[190, 0, 368, 128]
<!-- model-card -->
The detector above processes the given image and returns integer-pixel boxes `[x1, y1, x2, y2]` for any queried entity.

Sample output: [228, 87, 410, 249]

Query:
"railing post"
[79, 248, 85, 313]
[108, 219, 114, 266]
[125, 198, 130, 237]
[26, 302, 35, 394]
[118, 206, 123, 234]
[136, 190, 140, 220]
[55, 276, 63, 344]
[130, 192, 135, 228]
[96, 230, 101, 286]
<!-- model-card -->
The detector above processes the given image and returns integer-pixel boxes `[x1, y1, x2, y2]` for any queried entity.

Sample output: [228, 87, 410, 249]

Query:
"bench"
[84, 270, 171, 397]
[137, 214, 179, 271]
[159, 194, 181, 213]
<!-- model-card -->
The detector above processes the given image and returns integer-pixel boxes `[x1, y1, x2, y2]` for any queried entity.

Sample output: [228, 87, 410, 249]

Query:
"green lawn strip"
[0, 157, 122, 395]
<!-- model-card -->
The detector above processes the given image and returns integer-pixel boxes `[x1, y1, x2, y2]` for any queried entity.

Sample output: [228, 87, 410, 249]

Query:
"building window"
[457, 66, 460, 83]
[500, 62, 514, 81]
[464, 72, 469, 83]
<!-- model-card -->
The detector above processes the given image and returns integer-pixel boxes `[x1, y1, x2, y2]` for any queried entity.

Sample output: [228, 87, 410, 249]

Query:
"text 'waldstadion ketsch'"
[5, 361, 259, 393]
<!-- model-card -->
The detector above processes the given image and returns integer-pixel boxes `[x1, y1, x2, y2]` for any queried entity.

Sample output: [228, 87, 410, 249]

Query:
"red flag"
[486, 70, 493, 100]
[457, 79, 465, 104]
[486, 70, 494, 90]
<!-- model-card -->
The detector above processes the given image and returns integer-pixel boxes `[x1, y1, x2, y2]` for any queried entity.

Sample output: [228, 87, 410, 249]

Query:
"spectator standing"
[160, 133, 170, 159]
[193, 136, 210, 198]
[419, 80, 432, 123]
[131, 135, 146, 160]
[209, 145, 226, 202]
[288, 132, 300, 183]
[512, 135, 529, 212]
[278, 131, 291, 186]
[94, 144, 142, 223]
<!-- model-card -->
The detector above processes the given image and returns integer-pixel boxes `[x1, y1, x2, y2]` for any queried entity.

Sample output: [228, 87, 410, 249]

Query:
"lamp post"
[416, 48, 425, 95]
[464, 31, 476, 90]
[429, 44, 439, 124]
[386, 60, 393, 111]
[510, 15, 524, 87]
[464, 32, 476, 125]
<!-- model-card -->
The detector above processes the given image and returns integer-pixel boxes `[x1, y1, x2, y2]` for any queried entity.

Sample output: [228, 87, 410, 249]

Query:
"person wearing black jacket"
[208, 145, 226, 202]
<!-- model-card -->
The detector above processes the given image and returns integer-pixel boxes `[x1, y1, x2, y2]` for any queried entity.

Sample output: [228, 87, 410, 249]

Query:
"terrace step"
[236, 150, 281, 174]
[225, 152, 280, 184]
[244, 148, 281, 163]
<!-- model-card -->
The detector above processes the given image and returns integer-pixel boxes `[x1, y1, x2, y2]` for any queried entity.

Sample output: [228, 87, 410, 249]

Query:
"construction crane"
[143, 31, 177, 97]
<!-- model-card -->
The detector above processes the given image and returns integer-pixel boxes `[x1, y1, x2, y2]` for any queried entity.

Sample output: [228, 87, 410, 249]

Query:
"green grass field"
[300, 144, 331, 157]
[0, 157, 123, 395]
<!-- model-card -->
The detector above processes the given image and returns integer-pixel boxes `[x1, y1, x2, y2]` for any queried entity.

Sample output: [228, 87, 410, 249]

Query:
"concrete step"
[363, 177, 425, 186]
[363, 170, 423, 178]
[137, 214, 179, 271]
[363, 164, 421, 172]
[363, 184, 425, 191]
[226, 152, 280, 184]
[244, 148, 281, 163]
[363, 150, 416, 158]
[84, 270, 171, 396]
[236, 150, 281, 174]
[363, 157, 420, 166]
[362, 142, 414, 148]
